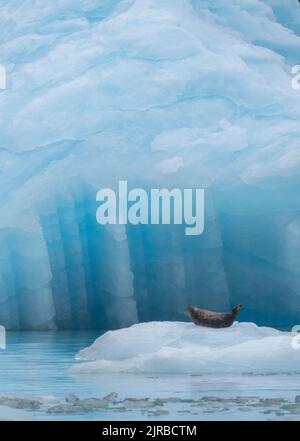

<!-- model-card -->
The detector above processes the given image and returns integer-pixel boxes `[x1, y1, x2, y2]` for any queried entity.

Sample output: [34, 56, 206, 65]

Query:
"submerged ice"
[0, 1, 300, 329]
[71, 322, 300, 375]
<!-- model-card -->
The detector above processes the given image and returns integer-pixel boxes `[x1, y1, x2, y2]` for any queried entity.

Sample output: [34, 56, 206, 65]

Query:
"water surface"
[0, 331, 299, 421]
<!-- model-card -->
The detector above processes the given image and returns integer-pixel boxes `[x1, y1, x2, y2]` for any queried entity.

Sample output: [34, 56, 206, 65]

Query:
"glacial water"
[1, 331, 300, 421]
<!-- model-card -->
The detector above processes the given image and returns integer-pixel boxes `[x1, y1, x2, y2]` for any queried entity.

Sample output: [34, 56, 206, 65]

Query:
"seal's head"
[184, 307, 194, 318]
[232, 304, 243, 315]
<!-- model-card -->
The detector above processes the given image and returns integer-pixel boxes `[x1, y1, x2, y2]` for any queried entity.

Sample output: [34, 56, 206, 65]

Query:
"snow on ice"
[71, 321, 300, 375]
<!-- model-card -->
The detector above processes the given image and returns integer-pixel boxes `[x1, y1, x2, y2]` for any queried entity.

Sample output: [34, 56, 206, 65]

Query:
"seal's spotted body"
[185, 304, 243, 328]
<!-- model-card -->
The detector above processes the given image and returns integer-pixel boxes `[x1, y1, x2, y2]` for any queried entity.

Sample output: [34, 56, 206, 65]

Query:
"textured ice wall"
[0, 0, 300, 329]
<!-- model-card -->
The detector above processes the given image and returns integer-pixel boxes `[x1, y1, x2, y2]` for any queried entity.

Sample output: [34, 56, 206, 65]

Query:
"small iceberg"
[70, 322, 300, 375]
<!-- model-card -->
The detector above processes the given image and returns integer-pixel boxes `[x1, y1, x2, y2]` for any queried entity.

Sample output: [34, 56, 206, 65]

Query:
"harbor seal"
[184, 304, 243, 328]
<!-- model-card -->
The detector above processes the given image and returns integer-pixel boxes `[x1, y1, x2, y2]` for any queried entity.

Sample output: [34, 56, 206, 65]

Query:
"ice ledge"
[70, 321, 300, 375]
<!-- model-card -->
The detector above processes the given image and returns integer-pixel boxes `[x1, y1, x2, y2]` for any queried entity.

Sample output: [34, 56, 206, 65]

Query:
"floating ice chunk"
[71, 322, 300, 375]
[47, 404, 86, 414]
[103, 392, 118, 404]
[47, 392, 119, 414]
[0, 396, 42, 410]
[0, 395, 59, 417]
[0, 395, 46, 420]
[121, 398, 161, 409]
[65, 393, 79, 404]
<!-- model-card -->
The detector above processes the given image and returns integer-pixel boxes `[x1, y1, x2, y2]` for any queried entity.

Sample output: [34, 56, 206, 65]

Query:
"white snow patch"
[155, 156, 184, 174]
[71, 321, 300, 375]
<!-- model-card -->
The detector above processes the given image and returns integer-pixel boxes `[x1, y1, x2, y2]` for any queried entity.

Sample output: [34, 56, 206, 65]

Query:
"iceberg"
[71, 321, 300, 375]
[0, 1, 300, 329]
